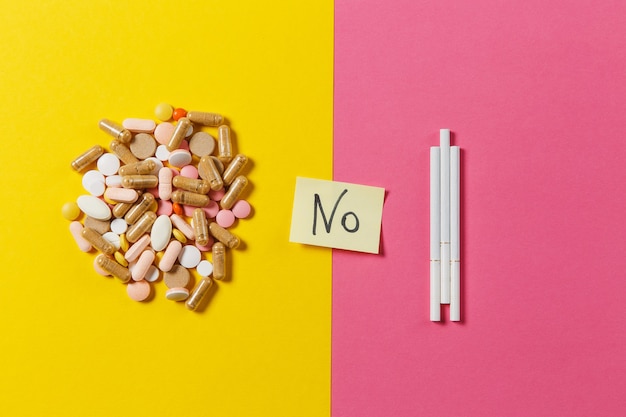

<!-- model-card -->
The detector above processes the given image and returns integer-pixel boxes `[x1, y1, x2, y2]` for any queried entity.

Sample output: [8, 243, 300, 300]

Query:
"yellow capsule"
[172, 228, 187, 244]
[122, 175, 158, 189]
[118, 160, 156, 176]
[222, 154, 248, 186]
[96, 254, 130, 283]
[114, 251, 129, 267]
[209, 222, 240, 249]
[172, 176, 211, 194]
[171, 190, 209, 207]
[212, 242, 226, 280]
[166, 117, 191, 151]
[187, 111, 223, 127]
[71, 145, 104, 172]
[221, 175, 248, 210]
[185, 277, 214, 311]
[126, 211, 157, 243]
[110, 140, 139, 165]
[193, 208, 210, 246]
[217, 124, 232, 163]
[119, 233, 129, 252]
[81, 227, 116, 256]
[198, 155, 224, 191]
[125, 193, 155, 225]
[99, 119, 132, 143]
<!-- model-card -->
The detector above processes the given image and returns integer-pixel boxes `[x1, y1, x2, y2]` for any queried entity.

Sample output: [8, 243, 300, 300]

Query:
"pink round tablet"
[195, 237, 214, 252]
[209, 188, 225, 202]
[183, 204, 196, 218]
[231, 200, 252, 219]
[216, 209, 235, 228]
[180, 165, 198, 179]
[154, 122, 175, 145]
[180, 139, 190, 150]
[146, 187, 159, 199]
[127, 280, 151, 301]
[203, 200, 219, 219]
[157, 200, 173, 216]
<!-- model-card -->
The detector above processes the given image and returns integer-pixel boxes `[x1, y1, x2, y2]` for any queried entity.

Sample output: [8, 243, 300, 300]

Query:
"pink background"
[332, 1, 626, 416]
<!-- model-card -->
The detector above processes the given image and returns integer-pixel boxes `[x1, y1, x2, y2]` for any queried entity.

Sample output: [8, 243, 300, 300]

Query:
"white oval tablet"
[150, 215, 172, 252]
[97, 153, 121, 176]
[123, 118, 157, 133]
[105, 174, 123, 187]
[144, 265, 160, 282]
[102, 231, 121, 250]
[155, 144, 171, 161]
[76, 195, 111, 221]
[110, 218, 128, 234]
[178, 245, 201, 268]
[196, 260, 213, 277]
[168, 150, 192, 168]
[165, 287, 189, 301]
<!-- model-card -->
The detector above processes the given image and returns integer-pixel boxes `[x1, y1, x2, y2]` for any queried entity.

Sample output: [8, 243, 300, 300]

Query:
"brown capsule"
[81, 227, 116, 256]
[112, 190, 143, 219]
[198, 155, 224, 191]
[125, 193, 155, 225]
[99, 119, 132, 143]
[118, 160, 156, 176]
[221, 175, 248, 210]
[212, 242, 226, 280]
[185, 277, 213, 311]
[71, 145, 104, 172]
[193, 208, 209, 246]
[126, 211, 157, 243]
[122, 175, 158, 189]
[209, 222, 240, 249]
[222, 154, 248, 186]
[171, 190, 209, 207]
[217, 124, 233, 163]
[166, 117, 191, 151]
[96, 254, 130, 283]
[110, 140, 139, 165]
[187, 111, 223, 127]
[172, 176, 211, 194]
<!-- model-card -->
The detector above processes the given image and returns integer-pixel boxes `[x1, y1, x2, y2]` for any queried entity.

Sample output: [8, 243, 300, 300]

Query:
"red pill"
[172, 202, 184, 216]
[172, 108, 187, 121]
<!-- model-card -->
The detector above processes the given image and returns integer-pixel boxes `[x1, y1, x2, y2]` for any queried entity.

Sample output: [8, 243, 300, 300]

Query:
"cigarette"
[450, 146, 460, 321]
[440, 129, 451, 304]
[430, 147, 441, 321]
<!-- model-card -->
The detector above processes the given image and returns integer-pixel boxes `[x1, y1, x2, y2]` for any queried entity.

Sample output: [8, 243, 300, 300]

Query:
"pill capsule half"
[198, 155, 224, 191]
[171, 190, 209, 207]
[222, 154, 248, 186]
[125, 193, 156, 225]
[81, 227, 116, 256]
[209, 222, 240, 249]
[122, 175, 158, 189]
[193, 208, 209, 246]
[212, 242, 226, 280]
[96, 254, 131, 283]
[172, 176, 211, 194]
[126, 211, 157, 243]
[113, 191, 143, 219]
[110, 140, 139, 165]
[166, 117, 191, 151]
[186, 277, 214, 311]
[71, 145, 104, 172]
[221, 175, 248, 210]
[118, 160, 157, 176]
[187, 111, 224, 127]
[99, 119, 132, 143]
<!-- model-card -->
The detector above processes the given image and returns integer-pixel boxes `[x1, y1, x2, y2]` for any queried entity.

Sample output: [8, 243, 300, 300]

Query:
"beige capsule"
[122, 175, 158, 189]
[172, 176, 211, 194]
[198, 155, 224, 191]
[209, 222, 240, 249]
[171, 190, 209, 207]
[217, 125, 232, 163]
[166, 117, 191, 151]
[193, 208, 209, 246]
[71, 145, 104, 172]
[110, 140, 139, 165]
[112, 190, 143, 218]
[212, 242, 226, 280]
[126, 211, 157, 243]
[118, 159, 156, 176]
[187, 111, 223, 127]
[96, 254, 131, 283]
[222, 154, 248, 186]
[99, 119, 132, 143]
[125, 193, 156, 225]
[81, 227, 116, 256]
[185, 277, 214, 311]
[221, 175, 248, 210]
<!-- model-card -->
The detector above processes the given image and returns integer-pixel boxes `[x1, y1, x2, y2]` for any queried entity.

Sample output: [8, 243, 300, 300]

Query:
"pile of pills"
[63, 104, 252, 311]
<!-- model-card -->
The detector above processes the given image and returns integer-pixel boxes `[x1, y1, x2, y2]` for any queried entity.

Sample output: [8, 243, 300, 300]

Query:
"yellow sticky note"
[290, 177, 385, 254]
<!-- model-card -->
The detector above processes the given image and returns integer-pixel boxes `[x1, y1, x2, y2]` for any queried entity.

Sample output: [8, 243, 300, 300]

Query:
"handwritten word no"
[312, 189, 360, 235]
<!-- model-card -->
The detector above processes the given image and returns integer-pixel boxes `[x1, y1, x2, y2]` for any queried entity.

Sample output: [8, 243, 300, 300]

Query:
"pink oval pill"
[127, 280, 151, 301]
[69, 221, 92, 252]
[123, 118, 156, 133]
[159, 240, 183, 272]
[203, 200, 220, 219]
[104, 187, 139, 204]
[132, 250, 156, 281]
[209, 188, 225, 202]
[125, 234, 151, 262]
[216, 209, 235, 228]
[158, 167, 173, 200]
[231, 200, 251, 219]
[156, 199, 173, 216]
[154, 122, 175, 145]
[170, 214, 195, 240]
[180, 165, 198, 179]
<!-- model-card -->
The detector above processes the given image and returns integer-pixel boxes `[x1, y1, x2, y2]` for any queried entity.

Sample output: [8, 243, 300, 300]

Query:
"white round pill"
[102, 231, 121, 249]
[110, 218, 128, 234]
[105, 175, 123, 187]
[168, 150, 192, 168]
[144, 265, 160, 283]
[155, 145, 171, 161]
[165, 287, 190, 301]
[97, 153, 121, 176]
[82, 170, 105, 190]
[86, 180, 106, 197]
[185, 124, 194, 137]
[196, 260, 213, 277]
[178, 245, 202, 268]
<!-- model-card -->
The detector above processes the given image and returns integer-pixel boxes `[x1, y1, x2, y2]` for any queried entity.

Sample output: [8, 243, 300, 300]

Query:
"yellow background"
[0, 1, 333, 416]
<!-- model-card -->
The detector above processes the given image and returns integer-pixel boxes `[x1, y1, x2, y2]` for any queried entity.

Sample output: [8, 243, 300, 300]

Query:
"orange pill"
[172, 108, 187, 121]
[172, 202, 184, 216]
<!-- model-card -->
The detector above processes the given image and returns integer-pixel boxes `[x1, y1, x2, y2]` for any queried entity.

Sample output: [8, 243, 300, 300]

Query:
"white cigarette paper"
[430, 147, 441, 321]
[439, 129, 451, 304]
[450, 146, 460, 321]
